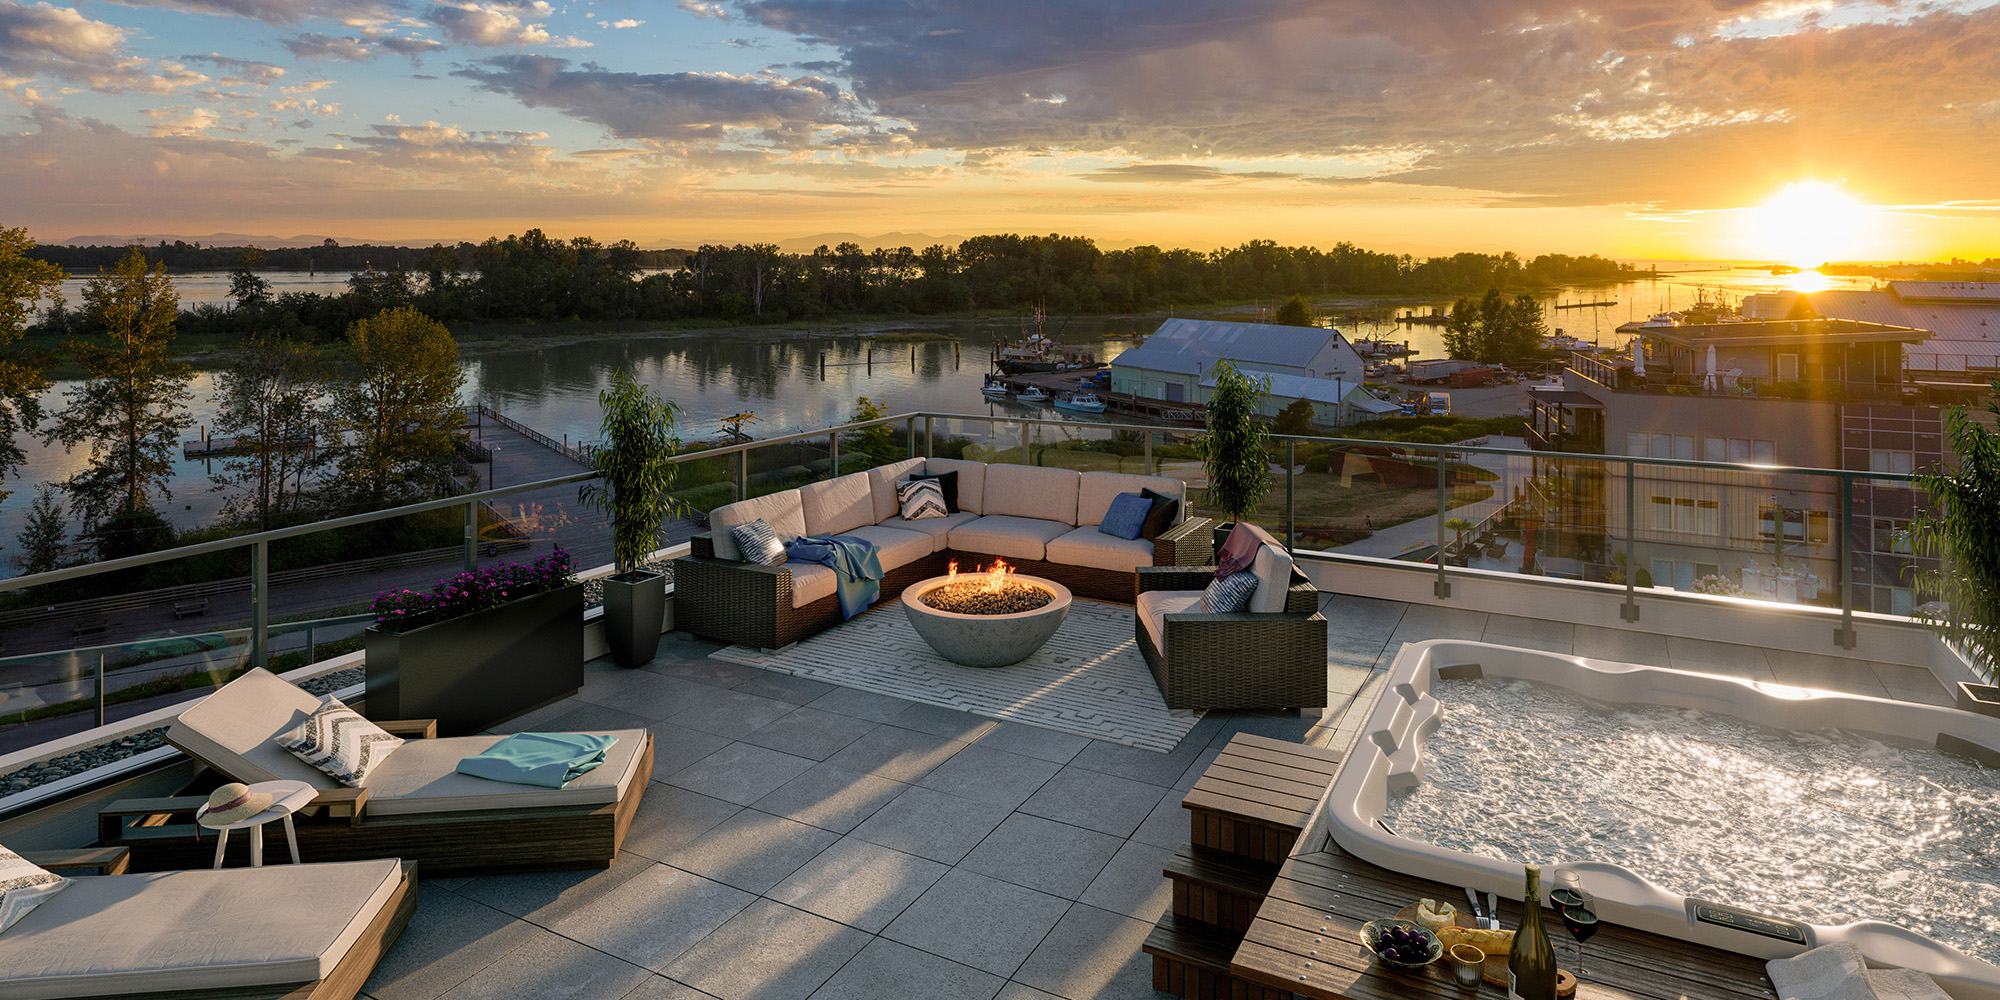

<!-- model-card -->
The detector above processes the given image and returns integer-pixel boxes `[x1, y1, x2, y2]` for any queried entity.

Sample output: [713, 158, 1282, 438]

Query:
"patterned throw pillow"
[0, 845, 68, 935]
[897, 478, 949, 520]
[1097, 491, 1153, 540]
[729, 518, 786, 566]
[909, 470, 960, 513]
[277, 695, 406, 788]
[1200, 570, 1260, 613]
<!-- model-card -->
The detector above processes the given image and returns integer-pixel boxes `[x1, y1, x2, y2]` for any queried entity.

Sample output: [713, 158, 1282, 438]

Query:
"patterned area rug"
[710, 597, 1202, 752]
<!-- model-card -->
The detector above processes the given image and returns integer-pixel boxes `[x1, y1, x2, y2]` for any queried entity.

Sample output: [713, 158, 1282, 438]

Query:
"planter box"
[365, 583, 584, 736]
[1958, 682, 2000, 719]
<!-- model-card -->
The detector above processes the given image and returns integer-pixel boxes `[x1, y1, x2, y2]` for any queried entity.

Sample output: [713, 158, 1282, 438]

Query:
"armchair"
[1134, 564, 1328, 710]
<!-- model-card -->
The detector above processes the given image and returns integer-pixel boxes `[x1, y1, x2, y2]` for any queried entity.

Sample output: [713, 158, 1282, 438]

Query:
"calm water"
[0, 263, 1876, 571]
[1384, 678, 2000, 964]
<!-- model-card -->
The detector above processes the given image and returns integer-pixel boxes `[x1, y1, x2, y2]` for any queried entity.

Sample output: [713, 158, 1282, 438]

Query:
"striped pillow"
[897, 478, 949, 520]
[1200, 570, 1259, 613]
[0, 845, 68, 935]
[277, 695, 406, 787]
[729, 518, 787, 566]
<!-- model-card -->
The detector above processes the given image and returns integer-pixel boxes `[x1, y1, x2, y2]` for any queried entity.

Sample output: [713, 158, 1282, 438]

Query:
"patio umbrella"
[1632, 337, 1646, 377]
[1703, 344, 1718, 392]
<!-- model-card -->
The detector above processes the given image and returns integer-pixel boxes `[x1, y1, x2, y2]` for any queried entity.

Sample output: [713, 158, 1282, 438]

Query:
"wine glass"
[1550, 870, 1599, 981]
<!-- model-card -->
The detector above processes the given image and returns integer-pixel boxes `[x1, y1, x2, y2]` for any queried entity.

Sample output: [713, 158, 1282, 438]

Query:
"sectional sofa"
[675, 459, 1211, 650]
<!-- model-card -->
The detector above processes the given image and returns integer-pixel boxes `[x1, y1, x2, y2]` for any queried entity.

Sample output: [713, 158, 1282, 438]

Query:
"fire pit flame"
[945, 559, 1017, 595]
[923, 559, 1049, 615]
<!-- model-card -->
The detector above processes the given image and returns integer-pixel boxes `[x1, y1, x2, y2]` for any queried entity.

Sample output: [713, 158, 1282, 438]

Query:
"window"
[1777, 353, 1800, 380]
[1697, 500, 1719, 535]
[1628, 432, 1693, 460]
[1808, 510, 1830, 545]
[1870, 450, 1914, 477]
[1871, 517, 1913, 555]
[1651, 497, 1673, 531]
[1752, 440, 1775, 463]
[1729, 438, 1750, 463]
[1674, 435, 1695, 460]
[1650, 497, 1719, 535]
[1628, 432, 1647, 457]
[1758, 506, 1807, 542]
[1705, 437, 1726, 463]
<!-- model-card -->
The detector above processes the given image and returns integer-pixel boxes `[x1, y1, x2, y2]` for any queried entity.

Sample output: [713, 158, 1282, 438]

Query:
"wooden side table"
[196, 779, 318, 868]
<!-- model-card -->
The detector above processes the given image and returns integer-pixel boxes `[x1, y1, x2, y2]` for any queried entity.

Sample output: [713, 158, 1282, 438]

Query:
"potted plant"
[1202, 359, 1273, 553]
[1908, 379, 2000, 716]
[365, 549, 582, 735]
[580, 368, 686, 667]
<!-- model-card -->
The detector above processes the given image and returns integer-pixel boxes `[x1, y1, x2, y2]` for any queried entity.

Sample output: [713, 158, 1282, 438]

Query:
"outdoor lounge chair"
[1134, 560, 1329, 711]
[0, 847, 414, 1000]
[97, 668, 654, 877]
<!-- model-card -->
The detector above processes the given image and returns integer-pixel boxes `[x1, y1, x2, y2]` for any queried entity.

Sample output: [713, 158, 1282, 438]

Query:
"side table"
[196, 779, 317, 868]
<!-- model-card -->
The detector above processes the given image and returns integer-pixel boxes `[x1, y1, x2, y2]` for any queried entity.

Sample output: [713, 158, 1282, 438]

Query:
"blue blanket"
[785, 534, 883, 618]
[456, 732, 618, 788]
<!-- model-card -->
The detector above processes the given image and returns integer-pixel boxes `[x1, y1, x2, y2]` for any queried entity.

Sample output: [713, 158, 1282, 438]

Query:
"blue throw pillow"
[1098, 492, 1153, 540]
[729, 519, 786, 566]
[1200, 570, 1259, 613]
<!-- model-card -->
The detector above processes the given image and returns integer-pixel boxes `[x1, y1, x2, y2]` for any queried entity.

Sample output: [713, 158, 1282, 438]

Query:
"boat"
[1353, 338, 1418, 359]
[992, 314, 1104, 374]
[1053, 392, 1107, 413]
[1639, 313, 1682, 328]
[981, 378, 1010, 398]
[1542, 330, 1594, 353]
[1015, 386, 1051, 403]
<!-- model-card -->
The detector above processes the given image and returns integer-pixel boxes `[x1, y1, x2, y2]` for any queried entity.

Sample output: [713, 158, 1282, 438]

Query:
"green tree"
[210, 333, 328, 529]
[846, 395, 898, 462]
[1908, 380, 2000, 682]
[47, 247, 191, 530]
[0, 226, 62, 504]
[13, 485, 68, 575]
[330, 307, 465, 508]
[229, 247, 270, 310]
[1273, 397, 1317, 436]
[1202, 360, 1272, 523]
[578, 368, 684, 575]
[1273, 294, 1314, 327]
[1441, 296, 1481, 360]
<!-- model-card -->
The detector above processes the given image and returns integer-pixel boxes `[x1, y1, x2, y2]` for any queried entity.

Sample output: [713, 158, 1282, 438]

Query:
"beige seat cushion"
[982, 465, 1081, 523]
[0, 859, 402, 999]
[1249, 544, 1296, 614]
[362, 729, 646, 816]
[947, 515, 1072, 562]
[711, 491, 808, 561]
[920, 458, 986, 514]
[1136, 590, 1202, 655]
[878, 511, 977, 551]
[841, 524, 933, 572]
[867, 458, 926, 523]
[787, 561, 838, 608]
[167, 667, 337, 789]
[1076, 472, 1186, 527]
[798, 472, 876, 538]
[1045, 526, 1156, 574]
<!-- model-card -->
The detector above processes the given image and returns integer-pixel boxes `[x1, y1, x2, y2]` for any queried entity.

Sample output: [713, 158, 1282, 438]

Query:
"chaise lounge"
[676, 459, 1212, 650]
[97, 668, 653, 877]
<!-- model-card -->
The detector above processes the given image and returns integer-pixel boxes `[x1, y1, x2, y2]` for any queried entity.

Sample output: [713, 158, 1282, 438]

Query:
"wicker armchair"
[1134, 565, 1328, 710]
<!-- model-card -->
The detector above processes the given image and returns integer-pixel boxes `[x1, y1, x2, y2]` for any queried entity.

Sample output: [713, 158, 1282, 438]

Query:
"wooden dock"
[982, 369, 1203, 421]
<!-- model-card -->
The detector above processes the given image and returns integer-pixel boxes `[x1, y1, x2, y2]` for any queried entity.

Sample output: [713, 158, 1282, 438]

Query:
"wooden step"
[1165, 844, 1279, 934]
[1184, 733, 1342, 864]
[1144, 911, 1297, 1000]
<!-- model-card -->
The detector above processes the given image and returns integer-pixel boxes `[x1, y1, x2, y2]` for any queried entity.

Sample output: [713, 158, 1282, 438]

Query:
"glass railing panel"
[0, 631, 254, 755]
[1273, 439, 1497, 563]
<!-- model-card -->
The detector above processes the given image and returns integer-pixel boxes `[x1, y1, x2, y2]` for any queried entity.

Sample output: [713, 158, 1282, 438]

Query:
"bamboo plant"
[1907, 381, 2000, 683]
[1202, 360, 1273, 524]
[579, 368, 684, 577]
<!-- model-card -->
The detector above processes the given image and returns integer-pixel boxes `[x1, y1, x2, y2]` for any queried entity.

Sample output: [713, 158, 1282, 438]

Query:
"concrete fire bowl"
[900, 574, 1073, 667]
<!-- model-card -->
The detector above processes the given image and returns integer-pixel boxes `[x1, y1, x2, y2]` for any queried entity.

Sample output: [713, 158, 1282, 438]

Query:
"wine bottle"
[1507, 865, 1557, 1000]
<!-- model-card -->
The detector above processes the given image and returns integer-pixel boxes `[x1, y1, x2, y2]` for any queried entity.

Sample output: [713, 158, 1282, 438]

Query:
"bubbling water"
[1384, 679, 2000, 964]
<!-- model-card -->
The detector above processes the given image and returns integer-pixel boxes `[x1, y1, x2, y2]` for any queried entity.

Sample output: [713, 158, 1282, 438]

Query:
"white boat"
[1054, 392, 1107, 413]
[1016, 386, 1051, 403]
[981, 379, 1010, 398]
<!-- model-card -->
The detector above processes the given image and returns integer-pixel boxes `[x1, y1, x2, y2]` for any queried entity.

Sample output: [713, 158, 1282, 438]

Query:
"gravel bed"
[582, 560, 676, 608]
[921, 580, 1054, 615]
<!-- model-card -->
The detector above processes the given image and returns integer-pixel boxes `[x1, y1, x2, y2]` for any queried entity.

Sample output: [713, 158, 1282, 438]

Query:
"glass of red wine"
[1549, 869, 1599, 980]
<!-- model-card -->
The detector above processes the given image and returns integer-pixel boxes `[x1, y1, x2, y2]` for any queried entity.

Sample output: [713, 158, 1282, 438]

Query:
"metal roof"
[1622, 317, 1928, 347]
[1888, 281, 2000, 303]
[1111, 318, 1350, 375]
[1802, 288, 2000, 373]
[1199, 369, 1354, 405]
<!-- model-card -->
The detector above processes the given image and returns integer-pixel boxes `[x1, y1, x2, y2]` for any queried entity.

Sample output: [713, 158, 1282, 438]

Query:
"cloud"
[180, 52, 285, 85]
[0, 0, 211, 93]
[598, 18, 643, 29]
[283, 32, 444, 62]
[426, 3, 591, 48]
[99, 0, 399, 26]
[678, 1, 729, 20]
[451, 54, 858, 138]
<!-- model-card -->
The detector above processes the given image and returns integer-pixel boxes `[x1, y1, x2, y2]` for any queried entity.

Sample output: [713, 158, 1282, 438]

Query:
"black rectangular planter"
[365, 583, 584, 736]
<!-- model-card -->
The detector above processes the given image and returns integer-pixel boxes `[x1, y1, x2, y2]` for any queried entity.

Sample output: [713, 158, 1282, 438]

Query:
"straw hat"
[200, 782, 274, 827]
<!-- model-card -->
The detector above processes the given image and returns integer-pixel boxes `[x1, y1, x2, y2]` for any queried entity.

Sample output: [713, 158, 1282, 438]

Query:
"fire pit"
[900, 560, 1073, 667]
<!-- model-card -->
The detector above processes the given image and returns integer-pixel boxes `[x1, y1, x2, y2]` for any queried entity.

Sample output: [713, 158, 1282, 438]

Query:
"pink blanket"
[1215, 522, 1280, 578]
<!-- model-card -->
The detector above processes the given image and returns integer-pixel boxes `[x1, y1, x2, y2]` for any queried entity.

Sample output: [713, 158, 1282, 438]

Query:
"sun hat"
[199, 782, 275, 828]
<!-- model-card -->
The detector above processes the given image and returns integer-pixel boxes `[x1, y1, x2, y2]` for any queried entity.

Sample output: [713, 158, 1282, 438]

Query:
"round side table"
[196, 779, 318, 868]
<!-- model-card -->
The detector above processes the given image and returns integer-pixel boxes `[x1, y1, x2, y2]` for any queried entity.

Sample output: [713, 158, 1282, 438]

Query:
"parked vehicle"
[1406, 358, 1479, 383]
[1425, 392, 1452, 415]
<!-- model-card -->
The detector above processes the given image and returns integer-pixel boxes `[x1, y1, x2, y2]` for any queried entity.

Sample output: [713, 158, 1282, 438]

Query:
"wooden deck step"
[1184, 733, 1342, 864]
[1144, 911, 1294, 1000]
[1164, 844, 1279, 934]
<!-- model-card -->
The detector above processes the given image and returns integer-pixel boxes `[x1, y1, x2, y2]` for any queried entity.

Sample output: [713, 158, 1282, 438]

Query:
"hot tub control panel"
[1687, 898, 1812, 946]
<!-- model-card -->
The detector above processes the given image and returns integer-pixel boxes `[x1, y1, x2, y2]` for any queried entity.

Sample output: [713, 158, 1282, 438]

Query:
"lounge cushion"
[1136, 590, 1202, 655]
[866, 458, 926, 523]
[362, 729, 646, 815]
[840, 524, 934, 572]
[1249, 544, 1295, 614]
[0, 859, 402, 999]
[1046, 526, 1155, 574]
[947, 515, 1072, 562]
[787, 561, 839, 608]
[710, 491, 808, 562]
[1076, 472, 1184, 527]
[982, 465, 1081, 523]
[168, 667, 336, 790]
[799, 472, 876, 537]
[921, 458, 986, 514]
[878, 511, 977, 551]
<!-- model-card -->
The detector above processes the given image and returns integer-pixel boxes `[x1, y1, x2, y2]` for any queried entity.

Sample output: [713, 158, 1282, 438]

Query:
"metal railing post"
[1837, 476, 1857, 648]
[251, 539, 269, 670]
[1435, 446, 1451, 598]
[95, 653, 105, 728]
[1144, 431, 1155, 476]
[906, 417, 917, 459]
[1021, 421, 1031, 464]
[306, 625, 316, 666]
[828, 431, 840, 479]
[736, 449, 748, 500]
[1622, 460, 1640, 621]
[463, 500, 478, 570]
[1285, 440, 1296, 552]
[924, 416, 934, 458]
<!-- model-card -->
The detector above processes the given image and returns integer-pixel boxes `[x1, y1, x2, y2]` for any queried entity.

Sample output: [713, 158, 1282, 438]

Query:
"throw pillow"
[0, 845, 68, 935]
[897, 478, 949, 520]
[908, 470, 960, 513]
[729, 519, 787, 566]
[1200, 570, 1259, 613]
[277, 695, 406, 788]
[1098, 491, 1153, 540]
[1138, 488, 1181, 541]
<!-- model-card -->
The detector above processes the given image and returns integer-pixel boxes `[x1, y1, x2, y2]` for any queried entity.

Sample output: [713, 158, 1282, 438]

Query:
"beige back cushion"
[920, 458, 986, 514]
[167, 667, 335, 788]
[1076, 472, 1185, 527]
[982, 465, 1082, 523]
[867, 458, 926, 523]
[1249, 544, 1296, 614]
[798, 471, 876, 537]
[709, 490, 807, 561]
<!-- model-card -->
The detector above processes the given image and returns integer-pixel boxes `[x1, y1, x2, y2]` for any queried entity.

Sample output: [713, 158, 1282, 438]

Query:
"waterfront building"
[1744, 281, 2000, 381]
[1110, 318, 1380, 424]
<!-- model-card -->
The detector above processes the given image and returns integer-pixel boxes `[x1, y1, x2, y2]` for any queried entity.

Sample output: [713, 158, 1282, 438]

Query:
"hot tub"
[1316, 639, 2000, 1000]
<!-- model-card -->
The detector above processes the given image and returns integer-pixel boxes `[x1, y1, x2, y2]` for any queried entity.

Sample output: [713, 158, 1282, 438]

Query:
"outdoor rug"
[709, 597, 1202, 752]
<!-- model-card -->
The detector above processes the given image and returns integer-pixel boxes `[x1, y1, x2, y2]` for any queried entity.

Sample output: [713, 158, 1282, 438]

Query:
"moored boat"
[1016, 385, 1051, 403]
[1053, 392, 1106, 413]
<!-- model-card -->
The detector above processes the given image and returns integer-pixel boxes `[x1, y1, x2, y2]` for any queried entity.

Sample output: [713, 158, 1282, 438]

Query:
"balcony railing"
[1569, 352, 1915, 402]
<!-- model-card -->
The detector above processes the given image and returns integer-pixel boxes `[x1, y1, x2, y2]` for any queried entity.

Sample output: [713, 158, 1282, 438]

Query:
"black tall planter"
[602, 570, 667, 667]
[365, 583, 584, 736]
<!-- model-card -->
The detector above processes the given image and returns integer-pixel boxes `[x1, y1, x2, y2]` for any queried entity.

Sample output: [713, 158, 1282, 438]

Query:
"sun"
[1746, 181, 1873, 268]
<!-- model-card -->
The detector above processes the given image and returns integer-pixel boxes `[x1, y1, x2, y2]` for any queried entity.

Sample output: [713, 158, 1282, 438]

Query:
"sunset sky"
[2, 0, 1998, 260]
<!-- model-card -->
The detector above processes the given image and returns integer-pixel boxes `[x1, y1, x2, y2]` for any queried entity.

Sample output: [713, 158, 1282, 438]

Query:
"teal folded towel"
[456, 732, 618, 788]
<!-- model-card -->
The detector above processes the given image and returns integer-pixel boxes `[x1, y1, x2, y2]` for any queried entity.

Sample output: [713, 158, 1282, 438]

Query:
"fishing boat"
[1053, 392, 1106, 413]
[1015, 385, 1051, 403]
[980, 378, 1010, 398]
[1353, 338, 1417, 359]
